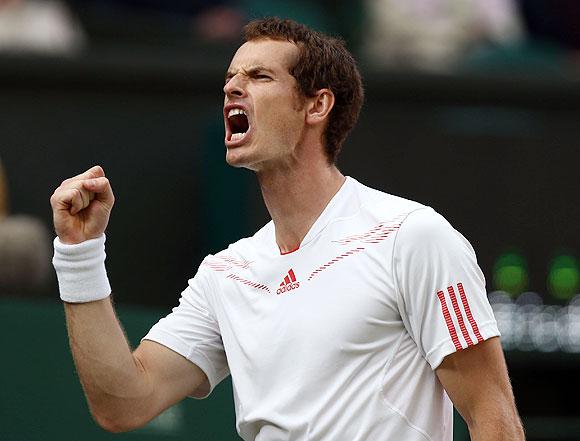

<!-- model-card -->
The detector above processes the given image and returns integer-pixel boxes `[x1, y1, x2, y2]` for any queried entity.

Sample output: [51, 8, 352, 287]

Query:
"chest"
[211, 239, 403, 369]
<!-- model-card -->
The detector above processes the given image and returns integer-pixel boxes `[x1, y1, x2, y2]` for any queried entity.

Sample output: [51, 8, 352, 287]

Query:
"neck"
[257, 161, 345, 254]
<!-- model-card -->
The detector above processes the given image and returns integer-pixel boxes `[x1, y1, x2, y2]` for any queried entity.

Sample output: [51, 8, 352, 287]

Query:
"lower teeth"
[231, 132, 246, 141]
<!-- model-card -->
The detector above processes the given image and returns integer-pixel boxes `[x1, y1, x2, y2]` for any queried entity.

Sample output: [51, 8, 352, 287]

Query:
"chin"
[225, 148, 258, 170]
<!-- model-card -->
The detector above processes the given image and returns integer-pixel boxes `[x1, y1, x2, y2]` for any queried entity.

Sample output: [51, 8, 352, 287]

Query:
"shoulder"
[397, 207, 456, 243]
[394, 206, 477, 267]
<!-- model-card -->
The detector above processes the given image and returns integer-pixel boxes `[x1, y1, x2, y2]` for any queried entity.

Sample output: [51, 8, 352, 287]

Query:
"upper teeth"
[228, 108, 246, 118]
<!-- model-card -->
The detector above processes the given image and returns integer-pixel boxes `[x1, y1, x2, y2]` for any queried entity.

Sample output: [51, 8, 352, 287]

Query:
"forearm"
[64, 298, 153, 431]
[466, 406, 525, 441]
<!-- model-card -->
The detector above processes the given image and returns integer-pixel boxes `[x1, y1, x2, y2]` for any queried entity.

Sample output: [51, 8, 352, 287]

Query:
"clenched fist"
[50, 165, 115, 244]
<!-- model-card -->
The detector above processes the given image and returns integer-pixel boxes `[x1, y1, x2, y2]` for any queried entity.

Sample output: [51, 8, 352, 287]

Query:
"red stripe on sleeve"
[437, 290, 462, 351]
[447, 285, 473, 347]
[457, 283, 484, 343]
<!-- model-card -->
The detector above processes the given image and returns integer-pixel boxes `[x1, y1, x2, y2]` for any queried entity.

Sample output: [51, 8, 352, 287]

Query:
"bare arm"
[51, 166, 207, 432]
[436, 337, 525, 441]
[0, 159, 7, 218]
[65, 298, 206, 432]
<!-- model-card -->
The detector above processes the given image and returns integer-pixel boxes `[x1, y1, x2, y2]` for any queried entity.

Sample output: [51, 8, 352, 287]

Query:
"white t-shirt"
[144, 177, 500, 441]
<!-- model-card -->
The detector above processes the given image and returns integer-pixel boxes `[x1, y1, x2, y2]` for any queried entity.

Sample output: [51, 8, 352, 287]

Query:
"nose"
[223, 74, 246, 98]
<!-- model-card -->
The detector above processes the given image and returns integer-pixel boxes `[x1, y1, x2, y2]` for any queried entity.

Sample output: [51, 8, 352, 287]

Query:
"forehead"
[227, 39, 299, 74]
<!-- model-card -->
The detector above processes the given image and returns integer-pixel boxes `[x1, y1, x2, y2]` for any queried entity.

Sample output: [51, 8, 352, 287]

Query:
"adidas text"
[277, 282, 300, 295]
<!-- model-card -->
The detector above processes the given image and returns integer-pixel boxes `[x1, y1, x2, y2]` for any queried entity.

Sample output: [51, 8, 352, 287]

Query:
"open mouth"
[227, 108, 250, 142]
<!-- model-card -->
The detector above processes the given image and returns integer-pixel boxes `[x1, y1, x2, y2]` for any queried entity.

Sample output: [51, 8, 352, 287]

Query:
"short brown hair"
[244, 18, 364, 163]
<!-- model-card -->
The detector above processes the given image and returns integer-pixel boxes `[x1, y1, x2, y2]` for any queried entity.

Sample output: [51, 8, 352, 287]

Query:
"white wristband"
[52, 234, 112, 303]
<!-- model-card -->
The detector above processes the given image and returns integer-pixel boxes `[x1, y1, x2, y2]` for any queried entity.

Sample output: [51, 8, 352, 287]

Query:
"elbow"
[92, 409, 149, 433]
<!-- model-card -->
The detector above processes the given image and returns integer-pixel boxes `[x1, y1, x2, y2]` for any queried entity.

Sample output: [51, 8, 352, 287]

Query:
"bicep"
[133, 340, 208, 415]
[435, 337, 517, 426]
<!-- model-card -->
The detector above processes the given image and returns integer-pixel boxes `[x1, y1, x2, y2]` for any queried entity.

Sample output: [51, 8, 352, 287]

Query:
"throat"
[258, 167, 346, 255]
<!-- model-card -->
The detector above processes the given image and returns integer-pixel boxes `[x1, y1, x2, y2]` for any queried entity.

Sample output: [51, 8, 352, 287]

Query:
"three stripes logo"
[276, 269, 300, 295]
[436, 282, 483, 350]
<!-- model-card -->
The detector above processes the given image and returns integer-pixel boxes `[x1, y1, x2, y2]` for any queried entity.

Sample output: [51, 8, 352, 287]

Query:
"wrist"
[52, 234, 111, 303]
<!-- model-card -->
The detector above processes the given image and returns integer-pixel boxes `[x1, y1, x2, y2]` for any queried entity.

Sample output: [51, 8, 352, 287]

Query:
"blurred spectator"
[0, 160, 51, 295]
[0, 0, 85, 55]
[192, 5, 245, 41]
[0, 159, 6, 220]
[362, 0, 524, 71]
[462, 0, 580, 74]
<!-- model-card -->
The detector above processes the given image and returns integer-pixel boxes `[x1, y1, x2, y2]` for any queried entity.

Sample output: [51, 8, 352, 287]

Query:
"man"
[50, 18, 524, 441]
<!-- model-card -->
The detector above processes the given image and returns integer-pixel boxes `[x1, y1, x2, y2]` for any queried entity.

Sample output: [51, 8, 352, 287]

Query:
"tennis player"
[50, 18, 524, 441]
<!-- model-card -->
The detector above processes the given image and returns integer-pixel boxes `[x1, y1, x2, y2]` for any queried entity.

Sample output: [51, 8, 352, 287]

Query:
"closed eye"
[247, 68, 273, 80]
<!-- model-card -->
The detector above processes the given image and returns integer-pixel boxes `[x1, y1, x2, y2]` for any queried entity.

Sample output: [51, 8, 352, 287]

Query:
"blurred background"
[0, 0, 579, 440]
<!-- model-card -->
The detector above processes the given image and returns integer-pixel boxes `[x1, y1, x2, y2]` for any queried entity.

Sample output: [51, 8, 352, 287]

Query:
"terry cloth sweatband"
[52, 234, 111, 303]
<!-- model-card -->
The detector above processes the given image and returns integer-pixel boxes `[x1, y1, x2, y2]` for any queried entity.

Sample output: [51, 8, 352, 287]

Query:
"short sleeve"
[142, 266, 229, 398]
[393, 208, 500, 370]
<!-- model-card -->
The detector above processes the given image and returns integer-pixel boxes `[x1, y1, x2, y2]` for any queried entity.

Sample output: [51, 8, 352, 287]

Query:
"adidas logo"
[276, 268, 300, 295]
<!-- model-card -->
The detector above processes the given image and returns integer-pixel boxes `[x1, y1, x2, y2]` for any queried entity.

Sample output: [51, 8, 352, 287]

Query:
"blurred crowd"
[0, 159, 51, 296]
[0, 0, 579, 72]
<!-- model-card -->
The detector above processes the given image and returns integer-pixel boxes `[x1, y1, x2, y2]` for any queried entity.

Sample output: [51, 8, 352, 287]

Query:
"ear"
[305, 89, 335, 126]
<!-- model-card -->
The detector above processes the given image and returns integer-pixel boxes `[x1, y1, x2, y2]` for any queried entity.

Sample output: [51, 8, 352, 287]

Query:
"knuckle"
[60, 180, 78, 191]
[51, 187, 65, 201]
